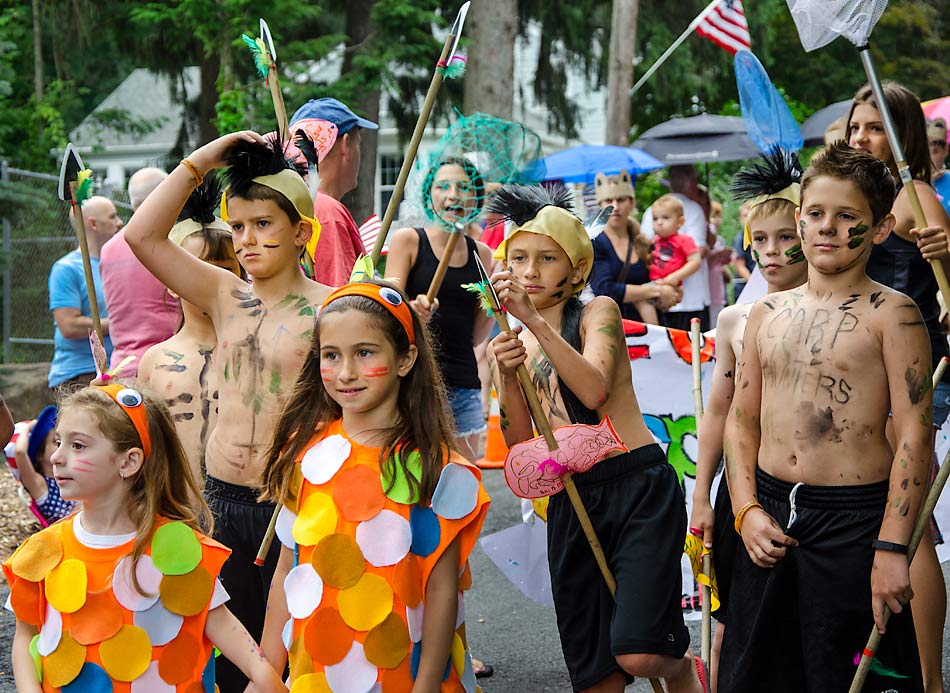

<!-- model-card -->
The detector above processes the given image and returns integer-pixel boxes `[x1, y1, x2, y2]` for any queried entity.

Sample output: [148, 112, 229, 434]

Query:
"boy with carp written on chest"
[124, 131, 330, 690]
[487, 186, 705, 692]
[720, 141, 932, 692]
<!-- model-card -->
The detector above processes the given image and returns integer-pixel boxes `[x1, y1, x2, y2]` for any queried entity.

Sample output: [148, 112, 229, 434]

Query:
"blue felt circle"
[409, 640, 452, 681]
[62, 663, 112, 692]
[201, 652, 216, 692]
[410, 506, 441, 558]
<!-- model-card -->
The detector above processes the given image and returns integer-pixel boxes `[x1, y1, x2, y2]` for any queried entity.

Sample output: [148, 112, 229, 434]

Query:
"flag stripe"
[696, 0, 750, 55]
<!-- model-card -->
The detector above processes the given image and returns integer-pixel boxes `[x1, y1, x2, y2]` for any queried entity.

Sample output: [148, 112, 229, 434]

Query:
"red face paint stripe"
[363, 367, 390, 377]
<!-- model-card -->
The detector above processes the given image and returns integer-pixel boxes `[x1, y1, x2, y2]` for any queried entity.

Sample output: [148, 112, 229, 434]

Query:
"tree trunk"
[198, 53, 220, 145]
[32, 0, 43, 103]
[605, 0, 639, 145]
[463, 0, 517, 119]
[340, 0, 379, 225]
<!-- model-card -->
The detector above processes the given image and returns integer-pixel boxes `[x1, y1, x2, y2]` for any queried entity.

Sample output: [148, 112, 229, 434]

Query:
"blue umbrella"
[539, 144, 663, 184]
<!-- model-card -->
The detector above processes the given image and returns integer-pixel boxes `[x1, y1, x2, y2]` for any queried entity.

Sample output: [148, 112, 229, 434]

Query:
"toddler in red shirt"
[649, 194, 702, 289]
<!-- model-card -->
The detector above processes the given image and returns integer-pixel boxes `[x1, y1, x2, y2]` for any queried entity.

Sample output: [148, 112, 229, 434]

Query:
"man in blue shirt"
[48, 196, 122, 390]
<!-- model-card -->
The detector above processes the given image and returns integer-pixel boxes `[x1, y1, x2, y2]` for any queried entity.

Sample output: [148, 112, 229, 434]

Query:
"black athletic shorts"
[711, 472, 738, 623]
[719, 468, 923, 693]
[547, 444, 690, 691]
[205, 475, 281, 692]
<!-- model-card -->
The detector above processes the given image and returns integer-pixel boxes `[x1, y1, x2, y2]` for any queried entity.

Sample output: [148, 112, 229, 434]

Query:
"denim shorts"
[934, 380, 950, 429]
[447, 386, 487, 437]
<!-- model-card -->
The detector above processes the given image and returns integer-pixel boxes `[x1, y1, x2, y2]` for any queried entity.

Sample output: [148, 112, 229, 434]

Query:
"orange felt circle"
[380, 658, 415, 693]
[392, 556, 422, 608]
[303, 608, 354, 666]
[68, 589, 124, 645]
[311, 534, 365, 589]
[11, 531, 63, 582]
[363, 613, 411, 669]
[159, 565, 214, 616]
[333, 465, 386, 522]
[99, 624, 152, 682]
[290, 672, 332, 693]
[337, 572, 393, 632]
[158, 630, 201, 685]
[44, 632, 86, 688]
[459, 561, 473, 591]
[184, 684, 206, 693]
[10, 577, 43, 627]
[45, 558, 87, 614]
[289, 635, 315, 678]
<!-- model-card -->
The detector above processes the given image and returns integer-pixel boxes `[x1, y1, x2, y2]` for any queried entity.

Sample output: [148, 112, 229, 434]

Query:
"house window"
[379, 154, 402, 214]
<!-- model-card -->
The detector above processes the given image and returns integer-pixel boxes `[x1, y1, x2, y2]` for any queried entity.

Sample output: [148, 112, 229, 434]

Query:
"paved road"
[2, 467, 950, 691]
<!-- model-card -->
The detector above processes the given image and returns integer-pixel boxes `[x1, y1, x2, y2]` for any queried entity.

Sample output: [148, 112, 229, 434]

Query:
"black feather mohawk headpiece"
[485, 183, 575, 225]
[178, 173, 223, 225]
[294, 128, 320, 200]
[731, 146, 803, 203]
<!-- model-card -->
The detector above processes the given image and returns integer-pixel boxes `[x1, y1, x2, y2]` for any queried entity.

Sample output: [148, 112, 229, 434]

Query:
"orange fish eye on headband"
[95, 383, 152, 459]
[320, 283, 416, 345]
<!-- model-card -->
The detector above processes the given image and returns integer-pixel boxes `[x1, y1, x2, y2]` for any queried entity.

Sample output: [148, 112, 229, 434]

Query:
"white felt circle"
[281, 618, 293, 652]
[324, 642, 378, 693]
[36, 602, 62, 656]
[355, 509, 411, 567]
[133, 598, 183, 646]
[406, 603, 424, 643]
[300, 435, 351, 485]
[130, 661, 174, 692]
[275, 506, 297, 550]
[461, 651, 477, 693]
[112, 554, 162, 611]
[456, 591, 465, 629]
[431, 463, 479, 520]
[283, 564, 324, 619]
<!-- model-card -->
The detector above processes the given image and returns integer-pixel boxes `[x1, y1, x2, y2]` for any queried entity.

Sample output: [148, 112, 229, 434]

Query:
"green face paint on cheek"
[752, 249, 761, 263]
[785, 244, 805, 264]
[847, 223, 869, 249]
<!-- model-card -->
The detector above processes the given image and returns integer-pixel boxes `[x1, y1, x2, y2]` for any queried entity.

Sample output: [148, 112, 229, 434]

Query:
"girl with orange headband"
[3, 384, 284, 692]
[258, 280, 490, 690]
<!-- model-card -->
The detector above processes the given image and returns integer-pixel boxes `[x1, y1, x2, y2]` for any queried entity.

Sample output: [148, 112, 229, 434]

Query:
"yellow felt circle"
[311, 534, 365, 589]
[290, 672, 332, 693]
[337, 572, 393, 632]
[44, 558, 87, 614]
[363, 613, 411, 669]
[99, 624, 152, 681]
[292, 492, 338, 546]
[289, 635, 315, 679]
[451, 631, 466, 676]
[44, 632, 86, 688]
[11, 531, 63, 582]
[159, 565, 214, 616]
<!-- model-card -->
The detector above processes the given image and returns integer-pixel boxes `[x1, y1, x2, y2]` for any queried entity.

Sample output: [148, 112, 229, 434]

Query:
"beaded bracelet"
[180, 158, 204, 187]
[733, 499, 764, 535]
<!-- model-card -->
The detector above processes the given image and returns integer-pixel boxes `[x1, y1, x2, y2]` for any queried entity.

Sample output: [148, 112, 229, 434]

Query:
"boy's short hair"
[800, 141, 895, 225]
[747, 198, 797, 227]
[229, 182, 302, 225]
[653, 194, 684, 217]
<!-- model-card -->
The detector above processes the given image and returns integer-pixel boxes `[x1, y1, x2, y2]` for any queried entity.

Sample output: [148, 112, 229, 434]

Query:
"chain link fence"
[0, 162, 133, 364]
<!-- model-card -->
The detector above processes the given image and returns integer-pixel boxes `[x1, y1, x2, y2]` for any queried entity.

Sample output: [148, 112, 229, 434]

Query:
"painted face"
[598, 195, 635, 230]
[226, 197, 308, 279]
[652, 204, 683, 239]
[797, 175, 884, 274]
[748, 212, 807, 290]
[318, 310, 413, 418]
[51, 408, 129, 503]
[848, 103, 893, 166]
[506, 231, 581, 308]
[429, 164, 477, 226]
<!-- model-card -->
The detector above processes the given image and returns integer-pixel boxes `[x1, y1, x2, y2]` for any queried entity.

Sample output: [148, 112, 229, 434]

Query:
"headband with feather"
[170, 174, 231, 246]
[731, 147, 803, 249]
[219, 136, 321, 258]
[488, 184, 593, 293]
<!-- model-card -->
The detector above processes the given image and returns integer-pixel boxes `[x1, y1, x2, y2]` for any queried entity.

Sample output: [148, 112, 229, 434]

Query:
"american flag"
[359, 214, 386, 254]
[696, 0, 751, 55]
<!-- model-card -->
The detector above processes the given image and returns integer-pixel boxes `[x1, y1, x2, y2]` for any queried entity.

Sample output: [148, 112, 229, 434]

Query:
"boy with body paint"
[137, 176, 242, 482]
[125, 131, 330, 690]
[719, 142, 931, 691]
[689, 149, 808, 690]
[487, 186, 705, 692]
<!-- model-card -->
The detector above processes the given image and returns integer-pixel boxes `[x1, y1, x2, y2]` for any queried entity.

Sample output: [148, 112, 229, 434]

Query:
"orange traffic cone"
[477, 386, 508, 469]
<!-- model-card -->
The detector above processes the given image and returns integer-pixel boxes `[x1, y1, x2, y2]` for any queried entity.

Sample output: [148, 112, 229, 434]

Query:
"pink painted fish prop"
[505, 417, 627, 499]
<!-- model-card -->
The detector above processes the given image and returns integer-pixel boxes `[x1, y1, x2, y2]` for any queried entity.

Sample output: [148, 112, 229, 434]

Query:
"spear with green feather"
[243, 18, 289, 142]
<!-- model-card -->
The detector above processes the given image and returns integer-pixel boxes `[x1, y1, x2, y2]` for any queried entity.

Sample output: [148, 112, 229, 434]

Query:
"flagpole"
[629, 0, 722, 96]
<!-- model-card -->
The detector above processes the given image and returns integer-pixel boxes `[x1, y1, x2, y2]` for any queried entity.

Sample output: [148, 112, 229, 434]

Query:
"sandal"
[472, 658, 494, 679]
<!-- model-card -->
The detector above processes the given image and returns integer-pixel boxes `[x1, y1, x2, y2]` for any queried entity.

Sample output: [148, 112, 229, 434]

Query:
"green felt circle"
[150, 522, 202, 576]
[380, 451, 423, 504]
[30, 634, 42, 682]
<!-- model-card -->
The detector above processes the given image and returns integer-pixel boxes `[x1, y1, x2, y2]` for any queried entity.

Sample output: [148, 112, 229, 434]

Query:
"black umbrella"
[800, 99, 852, 147]
[632, 114, 760, 164]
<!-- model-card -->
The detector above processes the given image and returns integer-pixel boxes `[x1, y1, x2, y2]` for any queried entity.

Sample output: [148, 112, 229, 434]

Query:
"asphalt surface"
[2, 467, 950, 691]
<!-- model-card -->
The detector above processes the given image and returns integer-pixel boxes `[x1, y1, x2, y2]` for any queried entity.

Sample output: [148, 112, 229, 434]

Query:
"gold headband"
[169, 217, 232, 247]
[742, 182, 801, 249]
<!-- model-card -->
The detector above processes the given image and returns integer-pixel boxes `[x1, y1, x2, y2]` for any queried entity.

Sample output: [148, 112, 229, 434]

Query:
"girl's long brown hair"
[260, 280, 457, 507]
[848, 81, 931, 184]
[58, 385, 212, 595]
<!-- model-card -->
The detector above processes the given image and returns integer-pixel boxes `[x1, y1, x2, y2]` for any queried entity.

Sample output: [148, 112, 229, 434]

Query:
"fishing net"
[401, 112, 546, 231]
[734, 50, 803, 154]
[786, 0, 888, 51]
